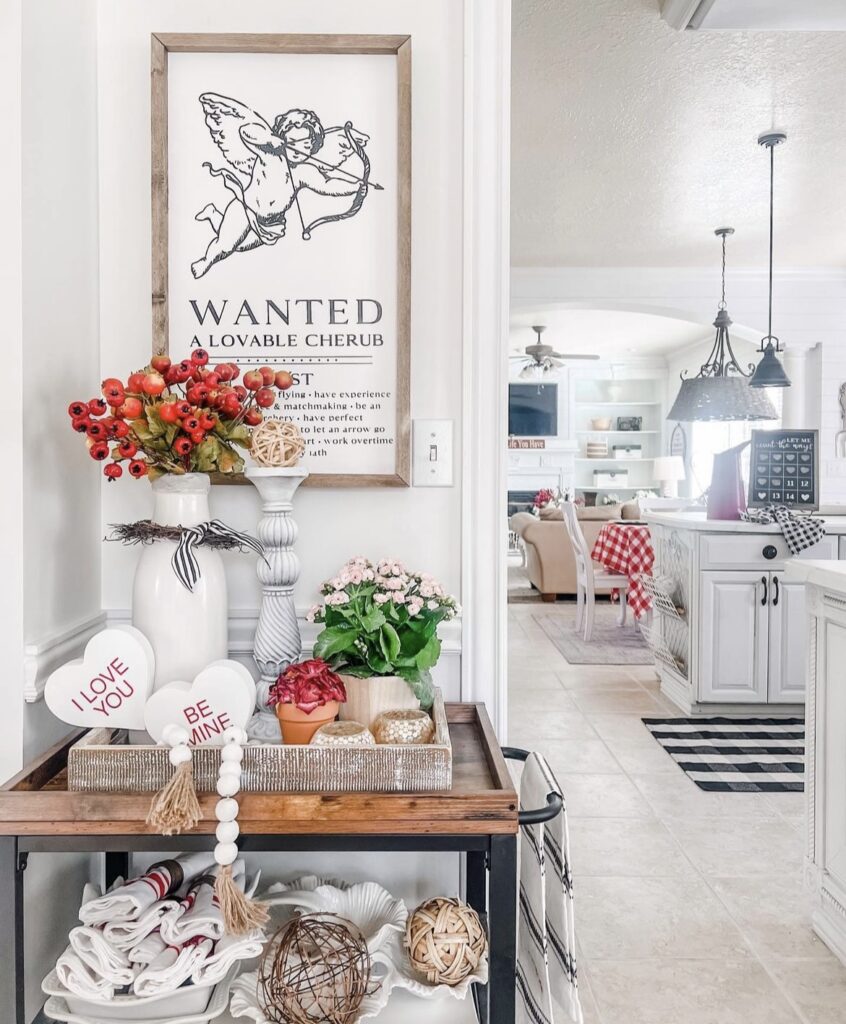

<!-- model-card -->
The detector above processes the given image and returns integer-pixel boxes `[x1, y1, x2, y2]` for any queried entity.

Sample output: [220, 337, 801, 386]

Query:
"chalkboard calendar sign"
[748, 429, 819, 510]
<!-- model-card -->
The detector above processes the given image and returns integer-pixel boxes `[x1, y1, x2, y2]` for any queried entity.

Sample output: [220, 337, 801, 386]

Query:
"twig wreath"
[109, 520, 258, 550]
[108, 519, 265, 592]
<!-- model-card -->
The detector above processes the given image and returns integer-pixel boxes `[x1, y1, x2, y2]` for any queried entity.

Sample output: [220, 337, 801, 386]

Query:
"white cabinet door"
[699, 571, 769, 702]
[767, 572, 807, 703]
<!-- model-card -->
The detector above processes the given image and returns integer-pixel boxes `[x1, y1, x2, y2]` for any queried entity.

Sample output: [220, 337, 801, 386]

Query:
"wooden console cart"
[0, 703, 555, 1024]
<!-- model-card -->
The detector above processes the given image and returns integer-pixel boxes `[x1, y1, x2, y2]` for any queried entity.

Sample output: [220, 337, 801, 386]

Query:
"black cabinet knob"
[763, 544, 778, 560]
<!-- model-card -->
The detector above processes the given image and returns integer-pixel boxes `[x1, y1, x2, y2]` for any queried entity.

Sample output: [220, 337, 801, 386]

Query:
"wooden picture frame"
[151, 33, 411, 486]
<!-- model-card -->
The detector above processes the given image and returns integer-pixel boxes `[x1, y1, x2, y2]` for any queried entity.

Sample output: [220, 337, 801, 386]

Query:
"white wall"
[89, 0, 473, 931]
[20, 0, 105, 765]
[1, 2, 104, 1016]
[513, 267, 846, 502]
[96, 2, 464, 668]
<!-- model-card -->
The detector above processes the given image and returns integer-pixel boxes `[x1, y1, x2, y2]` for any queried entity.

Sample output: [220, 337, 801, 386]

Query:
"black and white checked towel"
[740, 504, 825, 555]
[516, 753, 582, 1024]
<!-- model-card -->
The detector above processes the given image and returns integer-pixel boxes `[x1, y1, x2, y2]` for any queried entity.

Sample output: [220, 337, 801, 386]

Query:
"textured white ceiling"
[512, 0, 846, 266]
[509, 308, 713, 358]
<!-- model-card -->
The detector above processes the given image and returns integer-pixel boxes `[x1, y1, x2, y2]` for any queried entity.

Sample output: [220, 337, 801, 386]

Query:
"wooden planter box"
[68, 690, 452, 794]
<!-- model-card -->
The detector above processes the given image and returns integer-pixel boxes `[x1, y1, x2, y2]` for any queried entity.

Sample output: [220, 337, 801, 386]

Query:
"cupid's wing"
[314, 126, 370, 178]
[199, 93, 272, 175]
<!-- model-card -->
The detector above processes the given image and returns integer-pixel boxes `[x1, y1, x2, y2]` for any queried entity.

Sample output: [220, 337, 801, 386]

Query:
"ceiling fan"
[510, 326, 600, 380]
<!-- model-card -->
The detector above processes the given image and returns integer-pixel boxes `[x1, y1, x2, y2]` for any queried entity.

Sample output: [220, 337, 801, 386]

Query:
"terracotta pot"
[275, 701, 340, 745]
[338, 675, 420, 730]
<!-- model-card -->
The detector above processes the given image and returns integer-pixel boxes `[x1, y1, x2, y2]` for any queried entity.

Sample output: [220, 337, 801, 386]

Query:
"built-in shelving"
[574, 374, 665, 500]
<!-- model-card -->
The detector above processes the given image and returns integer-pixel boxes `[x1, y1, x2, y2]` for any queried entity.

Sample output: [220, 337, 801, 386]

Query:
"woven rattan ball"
[259, 913, 371, 1024]
[251, 418, 305, 467]
[405, 897, 487, 986]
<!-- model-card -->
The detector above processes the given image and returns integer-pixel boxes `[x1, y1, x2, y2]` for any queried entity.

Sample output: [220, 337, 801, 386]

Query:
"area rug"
[641, 716, 804, 792]
[533, 607, 653, 665]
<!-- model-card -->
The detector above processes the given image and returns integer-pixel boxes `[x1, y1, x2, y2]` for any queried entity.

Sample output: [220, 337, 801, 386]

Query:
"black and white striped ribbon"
[171, 519, 265, 592]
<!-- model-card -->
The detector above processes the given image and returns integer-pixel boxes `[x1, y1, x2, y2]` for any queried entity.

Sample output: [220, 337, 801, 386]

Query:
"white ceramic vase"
[132, 473, 227, 691]
[338, 675, 420, 731]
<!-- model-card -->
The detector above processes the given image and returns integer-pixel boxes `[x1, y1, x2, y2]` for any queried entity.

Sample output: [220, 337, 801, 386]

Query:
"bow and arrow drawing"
[191, 93, 381, 278]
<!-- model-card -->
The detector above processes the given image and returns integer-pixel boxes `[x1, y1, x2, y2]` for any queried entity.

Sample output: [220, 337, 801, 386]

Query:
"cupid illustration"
[191, 93, 380, 278]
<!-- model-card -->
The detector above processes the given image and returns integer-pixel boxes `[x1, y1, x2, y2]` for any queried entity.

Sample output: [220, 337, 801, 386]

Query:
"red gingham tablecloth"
[590, 522, 654, 618]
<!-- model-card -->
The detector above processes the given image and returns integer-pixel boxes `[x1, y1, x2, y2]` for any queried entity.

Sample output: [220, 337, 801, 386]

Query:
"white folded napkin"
[67, 927, 136, 987]
[79, 851, 215, 926]
[191, 929, 265, 985]
[55, 946, 138, 1001]
[132, 934, 214, 996]
[103, 896, 181, 949]
[159, 860, 248, 944]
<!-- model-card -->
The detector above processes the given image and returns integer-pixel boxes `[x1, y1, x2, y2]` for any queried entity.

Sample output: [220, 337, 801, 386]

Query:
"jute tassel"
[215, 864, 269, 935]
[147, 760, 202, 836]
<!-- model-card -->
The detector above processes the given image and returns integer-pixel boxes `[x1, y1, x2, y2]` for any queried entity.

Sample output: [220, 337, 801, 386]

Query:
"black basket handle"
[502, 746, 564, 825]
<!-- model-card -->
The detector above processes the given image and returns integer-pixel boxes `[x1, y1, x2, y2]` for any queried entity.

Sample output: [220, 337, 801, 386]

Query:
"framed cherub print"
[151, 34, 411, 486]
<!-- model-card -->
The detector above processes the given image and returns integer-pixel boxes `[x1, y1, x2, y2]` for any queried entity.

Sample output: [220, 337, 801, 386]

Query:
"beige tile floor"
[507, 600, 846, 1024]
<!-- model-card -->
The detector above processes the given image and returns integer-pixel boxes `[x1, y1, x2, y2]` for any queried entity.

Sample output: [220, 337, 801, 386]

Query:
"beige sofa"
[510, 502, 641, 601]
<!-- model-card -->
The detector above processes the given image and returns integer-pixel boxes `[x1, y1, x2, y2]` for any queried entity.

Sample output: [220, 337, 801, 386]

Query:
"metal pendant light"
[749, 131, 791, 389]
[667, 229, 778, 423]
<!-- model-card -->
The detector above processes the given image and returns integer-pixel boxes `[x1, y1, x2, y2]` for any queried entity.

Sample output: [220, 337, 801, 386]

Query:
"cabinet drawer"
[699, 533, 837, 570]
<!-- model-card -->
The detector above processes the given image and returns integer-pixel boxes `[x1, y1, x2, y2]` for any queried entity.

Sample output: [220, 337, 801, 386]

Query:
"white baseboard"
[23, 612, 107, 703]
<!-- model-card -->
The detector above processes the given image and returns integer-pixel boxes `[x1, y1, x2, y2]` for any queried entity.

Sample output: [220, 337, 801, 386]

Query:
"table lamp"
[653, 456, 686, 498]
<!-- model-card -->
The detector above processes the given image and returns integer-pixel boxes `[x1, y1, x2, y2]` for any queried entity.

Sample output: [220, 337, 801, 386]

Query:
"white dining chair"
[561, 502, 631, 642]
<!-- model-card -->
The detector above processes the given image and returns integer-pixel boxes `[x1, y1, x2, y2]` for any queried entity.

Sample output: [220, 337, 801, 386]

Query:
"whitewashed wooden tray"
[67, 689, 451, 794]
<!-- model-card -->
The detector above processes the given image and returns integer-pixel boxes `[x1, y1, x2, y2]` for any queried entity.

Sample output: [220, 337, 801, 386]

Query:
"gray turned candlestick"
[245, 466, 309, 742]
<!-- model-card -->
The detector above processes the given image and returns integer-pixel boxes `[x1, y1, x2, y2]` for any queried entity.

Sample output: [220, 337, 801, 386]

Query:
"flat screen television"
[508, 383, 558, 437]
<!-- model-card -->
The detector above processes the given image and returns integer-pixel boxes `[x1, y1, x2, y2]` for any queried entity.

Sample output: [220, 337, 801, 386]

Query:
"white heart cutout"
[144, 660, 256, 746]
[45, 626, 155, 730]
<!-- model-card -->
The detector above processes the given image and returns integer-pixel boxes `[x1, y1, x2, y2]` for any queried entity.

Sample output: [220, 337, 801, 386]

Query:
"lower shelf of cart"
[37, 987, 482, 1024]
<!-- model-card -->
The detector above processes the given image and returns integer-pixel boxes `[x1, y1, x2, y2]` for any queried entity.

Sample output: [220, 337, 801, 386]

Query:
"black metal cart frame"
[1, 747, 559, 1024]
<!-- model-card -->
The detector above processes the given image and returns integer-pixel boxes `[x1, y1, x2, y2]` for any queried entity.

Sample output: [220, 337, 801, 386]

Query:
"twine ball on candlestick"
[250, 419, 305, 468]
[259, 913, 371, 1024]
[405, 897, 487, 986]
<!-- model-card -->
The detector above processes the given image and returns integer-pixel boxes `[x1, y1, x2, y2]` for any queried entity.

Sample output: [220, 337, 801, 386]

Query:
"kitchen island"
[784, 559, 846, 967]
[642, 512, 846, 714]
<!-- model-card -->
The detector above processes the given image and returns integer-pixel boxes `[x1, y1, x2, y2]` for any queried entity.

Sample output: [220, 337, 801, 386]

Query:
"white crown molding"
[512, 265, 846, 290]
[23, 612, 107, 704]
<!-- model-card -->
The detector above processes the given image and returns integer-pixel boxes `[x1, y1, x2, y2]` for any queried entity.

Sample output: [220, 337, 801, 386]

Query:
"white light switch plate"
[413, 419, 454, 486]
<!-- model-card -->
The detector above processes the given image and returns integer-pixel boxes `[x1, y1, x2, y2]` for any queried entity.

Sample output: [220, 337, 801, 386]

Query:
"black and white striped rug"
[641, 717, 804, 793]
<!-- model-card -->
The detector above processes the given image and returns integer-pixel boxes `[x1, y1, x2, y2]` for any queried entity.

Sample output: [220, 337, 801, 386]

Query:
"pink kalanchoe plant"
[309, 557, 460, 710]
[266, 658, 347, 715]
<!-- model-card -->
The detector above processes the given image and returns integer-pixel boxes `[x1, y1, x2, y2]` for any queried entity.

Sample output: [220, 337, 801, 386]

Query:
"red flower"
[533, 488, 555, 509]
[266, 659, 347, 714]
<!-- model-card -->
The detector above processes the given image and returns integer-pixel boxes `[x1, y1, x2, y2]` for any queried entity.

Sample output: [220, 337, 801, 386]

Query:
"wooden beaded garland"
[250, 419, 306, 468]
[405, 897, 487, 986]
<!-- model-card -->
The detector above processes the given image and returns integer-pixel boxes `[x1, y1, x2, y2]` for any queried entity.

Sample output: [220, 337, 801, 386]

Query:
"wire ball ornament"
[405, 897, 487, 986]
[250, 418, 306, 468]
[259, 913, 372, 1024]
